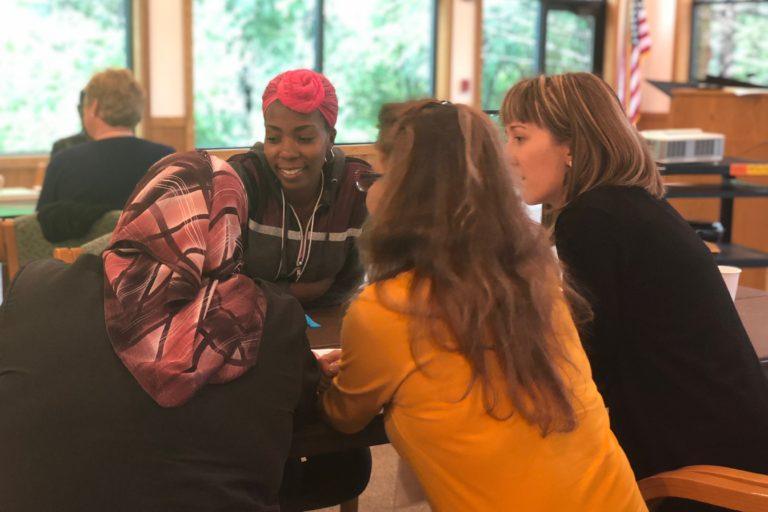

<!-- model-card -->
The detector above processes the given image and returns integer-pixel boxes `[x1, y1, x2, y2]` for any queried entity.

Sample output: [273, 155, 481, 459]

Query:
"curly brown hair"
[360, 100, 587, 435]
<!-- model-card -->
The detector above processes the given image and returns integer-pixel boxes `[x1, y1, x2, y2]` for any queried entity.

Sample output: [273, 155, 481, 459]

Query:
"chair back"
[1, 210, 121, 280]
[52, 247, 83, 264]
[0, 223, 7, 296]
[52, 232, 112, 264]
[33, 161, 47, 188]
[639, 465, 768, 512]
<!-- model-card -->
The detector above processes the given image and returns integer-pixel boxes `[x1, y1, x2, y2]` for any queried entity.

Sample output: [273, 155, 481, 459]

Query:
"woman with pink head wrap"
[228, 69, 373, 510]
[228, 69, 373, 309]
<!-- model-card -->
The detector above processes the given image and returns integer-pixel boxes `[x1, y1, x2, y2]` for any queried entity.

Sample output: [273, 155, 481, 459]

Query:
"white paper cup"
[718, 265, 742, 301]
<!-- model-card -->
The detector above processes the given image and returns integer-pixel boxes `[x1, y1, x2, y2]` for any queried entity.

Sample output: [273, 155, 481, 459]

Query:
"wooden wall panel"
[143, 117, 189, 152]
[673, 0, 693, 82]
[637, 113, 671, 131]
[0, 156, 48, 188]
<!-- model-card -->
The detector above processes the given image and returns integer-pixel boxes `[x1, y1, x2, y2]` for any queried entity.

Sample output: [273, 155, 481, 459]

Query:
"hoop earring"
[324, 145, 335, 164]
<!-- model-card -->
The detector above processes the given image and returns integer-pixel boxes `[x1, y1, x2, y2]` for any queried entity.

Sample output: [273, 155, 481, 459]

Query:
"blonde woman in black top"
[501, 73, 768, 510]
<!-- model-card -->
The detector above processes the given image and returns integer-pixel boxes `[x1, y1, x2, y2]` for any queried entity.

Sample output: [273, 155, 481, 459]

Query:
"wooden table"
[291, 305, 389, 457]
[292, 287, 768, 457]
[305, 306, 345, 348]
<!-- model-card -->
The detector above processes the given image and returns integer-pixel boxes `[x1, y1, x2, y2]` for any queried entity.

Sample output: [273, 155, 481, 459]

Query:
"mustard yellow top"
[322, 272, 647, 511]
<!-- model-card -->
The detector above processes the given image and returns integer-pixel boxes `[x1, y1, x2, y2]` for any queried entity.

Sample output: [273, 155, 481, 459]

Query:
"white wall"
[148, 0, 185, 117]
[640, 0, 678, 113]
[449, 0, 478, 104]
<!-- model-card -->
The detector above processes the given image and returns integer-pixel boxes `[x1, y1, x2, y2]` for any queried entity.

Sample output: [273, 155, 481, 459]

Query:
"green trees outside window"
[482, 0, 604, 111]
[193, 0, 435, 148]
[691, 1, 768, 84]
[0, 0, 130, 155]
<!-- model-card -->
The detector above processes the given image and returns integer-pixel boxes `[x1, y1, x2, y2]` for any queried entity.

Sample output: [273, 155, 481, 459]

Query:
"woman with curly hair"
[319, 100, 646, 511]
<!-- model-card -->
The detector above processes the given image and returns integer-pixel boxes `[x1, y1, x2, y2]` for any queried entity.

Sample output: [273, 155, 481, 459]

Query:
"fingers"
[317, 349, 342, 378]
[319, 349, 342, 364]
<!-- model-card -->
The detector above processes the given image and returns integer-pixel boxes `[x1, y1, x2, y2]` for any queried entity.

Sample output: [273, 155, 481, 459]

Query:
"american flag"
[617, 0, 652, 124]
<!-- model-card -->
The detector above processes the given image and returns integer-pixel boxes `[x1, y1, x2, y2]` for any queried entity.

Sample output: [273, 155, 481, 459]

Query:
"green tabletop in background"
[0, 203, 36, 218]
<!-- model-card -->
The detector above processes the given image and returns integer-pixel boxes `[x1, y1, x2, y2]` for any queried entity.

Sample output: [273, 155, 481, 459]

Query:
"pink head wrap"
[262, 69, 338, 129]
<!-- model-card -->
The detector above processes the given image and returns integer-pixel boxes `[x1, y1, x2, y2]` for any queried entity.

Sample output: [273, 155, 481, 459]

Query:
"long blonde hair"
[501, 73, 663, 221]
[360, 100, 584, 434]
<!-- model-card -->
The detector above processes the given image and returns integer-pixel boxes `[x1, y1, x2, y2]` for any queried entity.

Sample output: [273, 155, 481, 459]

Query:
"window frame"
[689, 0, 768, 82]
[539, 0, 606, 76]
[315, 0, 440, 94]
[191, 0, 440, 149]
[124, 0, 136, 72]
[0, 0, 135, 157]
[480, 0, 606, 111]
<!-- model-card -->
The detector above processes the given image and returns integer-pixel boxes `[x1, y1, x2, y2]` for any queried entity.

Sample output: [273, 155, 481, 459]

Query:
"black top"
[0, 255, 319, 512]
[555, 186, 768, 479]
[37, 137, 174, 211]
[50, 131, 90, 156]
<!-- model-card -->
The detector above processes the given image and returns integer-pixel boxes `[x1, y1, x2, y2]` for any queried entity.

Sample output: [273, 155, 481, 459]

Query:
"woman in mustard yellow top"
[320, 100, 647, 511]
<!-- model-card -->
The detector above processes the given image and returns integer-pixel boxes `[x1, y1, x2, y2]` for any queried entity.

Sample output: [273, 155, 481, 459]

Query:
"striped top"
[228, 143, 370, 308]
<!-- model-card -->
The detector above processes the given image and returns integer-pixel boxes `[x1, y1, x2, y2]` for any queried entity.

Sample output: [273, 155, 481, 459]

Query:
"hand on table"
[316, 349, 341, 392]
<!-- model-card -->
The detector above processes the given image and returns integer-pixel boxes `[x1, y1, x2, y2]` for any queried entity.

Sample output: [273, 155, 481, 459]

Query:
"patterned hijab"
[103, 151, 267, 407]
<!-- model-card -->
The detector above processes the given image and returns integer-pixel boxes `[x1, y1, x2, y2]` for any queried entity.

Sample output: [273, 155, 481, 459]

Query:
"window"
[691, 0, 768, 84]
[193, 0, 436, 148]
[0, 0, 132, 155]
[482, 0, 605, 111]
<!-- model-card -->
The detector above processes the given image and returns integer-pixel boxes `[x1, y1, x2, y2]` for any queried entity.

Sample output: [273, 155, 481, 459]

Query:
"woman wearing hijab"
[0, 151, 319, 512]
[228, 68, 371, 308]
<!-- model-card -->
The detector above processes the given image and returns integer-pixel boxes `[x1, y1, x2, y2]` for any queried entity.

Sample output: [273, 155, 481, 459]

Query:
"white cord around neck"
[276, 170, 324, 282]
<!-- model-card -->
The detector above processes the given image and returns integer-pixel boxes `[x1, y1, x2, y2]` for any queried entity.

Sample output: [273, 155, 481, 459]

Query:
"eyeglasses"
[354, 168, 383, 193]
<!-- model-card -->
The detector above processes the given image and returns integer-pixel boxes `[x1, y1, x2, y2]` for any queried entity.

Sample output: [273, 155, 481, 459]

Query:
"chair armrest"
[638, 465, 768, 512]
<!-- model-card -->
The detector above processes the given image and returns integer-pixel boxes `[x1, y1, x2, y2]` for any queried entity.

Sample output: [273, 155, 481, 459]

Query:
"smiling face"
[263, 101, 334, 202]
[504, 121, 571, 207]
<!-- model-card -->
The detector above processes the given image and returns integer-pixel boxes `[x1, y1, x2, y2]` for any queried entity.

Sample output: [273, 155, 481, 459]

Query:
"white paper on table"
[723, 86, 768, 96]
[311, 348, 337, 358]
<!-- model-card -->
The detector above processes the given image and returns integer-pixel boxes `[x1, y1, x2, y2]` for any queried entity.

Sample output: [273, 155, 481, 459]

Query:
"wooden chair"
[0, 221, 7, 297]
[1, 218, 21, 280]
[639, 465, 768, 512]
[52, 247, 83, 264]
[1, 212, 119, 281]
[33, 161, 47, 189]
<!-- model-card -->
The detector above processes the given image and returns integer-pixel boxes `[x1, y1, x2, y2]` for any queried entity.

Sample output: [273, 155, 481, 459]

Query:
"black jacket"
[555, 185, 768, 479]
[0, 255, 319, 512]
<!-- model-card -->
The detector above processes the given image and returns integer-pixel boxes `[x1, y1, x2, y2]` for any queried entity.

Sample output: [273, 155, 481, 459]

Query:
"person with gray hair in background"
[37, 68, 174, 211]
